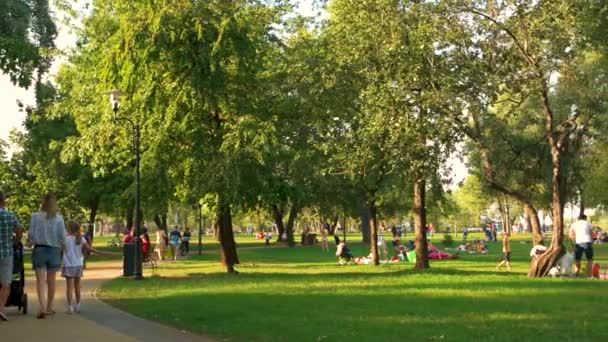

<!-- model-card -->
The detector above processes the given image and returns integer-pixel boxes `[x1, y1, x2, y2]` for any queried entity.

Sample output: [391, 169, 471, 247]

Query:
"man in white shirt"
[568, 214, 594, 277]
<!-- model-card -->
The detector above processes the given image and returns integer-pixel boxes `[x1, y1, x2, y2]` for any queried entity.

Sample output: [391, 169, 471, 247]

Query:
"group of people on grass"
[125, 225, 191, 262]
[0, 192, 116, 322]
[497, 214, 598, 277]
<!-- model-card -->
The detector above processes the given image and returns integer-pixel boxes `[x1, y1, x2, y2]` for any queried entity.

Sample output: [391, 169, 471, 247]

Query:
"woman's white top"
[63, 235, 89, 267]
[28, 211, 66, 248]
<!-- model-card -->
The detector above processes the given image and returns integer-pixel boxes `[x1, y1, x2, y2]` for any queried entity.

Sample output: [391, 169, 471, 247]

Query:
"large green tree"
[55, 0, 289, 273]
[0, 0, 56, 88]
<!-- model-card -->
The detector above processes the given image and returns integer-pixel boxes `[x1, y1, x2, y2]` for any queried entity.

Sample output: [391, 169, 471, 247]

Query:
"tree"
[441, 0, 603, 276]
[0, 0, 57, 88]
[55, 0, 289, 273]
[318, 0, 463, 268]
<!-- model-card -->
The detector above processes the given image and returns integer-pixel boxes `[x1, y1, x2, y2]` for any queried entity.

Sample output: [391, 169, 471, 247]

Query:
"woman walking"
[27, 193, 66, 319]
[155, 229, 167, 261]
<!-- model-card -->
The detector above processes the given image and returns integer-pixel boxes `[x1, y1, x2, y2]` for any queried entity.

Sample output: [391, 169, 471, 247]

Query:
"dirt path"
[2, 261, 215, 342]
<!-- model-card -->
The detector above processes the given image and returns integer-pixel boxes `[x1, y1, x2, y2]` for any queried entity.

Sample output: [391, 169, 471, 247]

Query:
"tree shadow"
[102, 286, 608, 342]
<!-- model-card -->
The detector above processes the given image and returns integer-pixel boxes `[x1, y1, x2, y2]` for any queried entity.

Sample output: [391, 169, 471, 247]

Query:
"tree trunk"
[414, 180, 429, 269]
[327, 216, 338, 235]
[272, 205, 286, 242]
[88, 196, 100, 243]
[505, 197, 512, 235]
[360, 194, 371, 243]
[368, 202, 379, 266]
[523, 203, 544, 246]
[497, 197, 507, 235]
[126, 205, 134, 231]
[285, 205, 298, 248]
[578, 196, 585, 219]
[154, 213, 169, 232]
[217, 199, 239, 273]
[528, 234, 566, 277]
[529, 92, 566, 277]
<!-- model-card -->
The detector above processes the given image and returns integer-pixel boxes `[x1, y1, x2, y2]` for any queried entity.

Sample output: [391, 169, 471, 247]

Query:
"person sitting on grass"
[496, 232, 512, 271]
[427, 241, 457, 260]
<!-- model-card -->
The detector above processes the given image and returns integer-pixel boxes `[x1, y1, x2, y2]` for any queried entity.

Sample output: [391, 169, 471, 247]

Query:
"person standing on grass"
[496, 232, 512, 271]
[169, 226, 182, 261]
[155, 229, 167, 261]
[265, 230, 272, 246]
[491, 224, 497, 242]
[27, 193, 66, 319]
[569, 214, 594, 277]
[462, 227, 468, 242]
[0, 191, 23, 322]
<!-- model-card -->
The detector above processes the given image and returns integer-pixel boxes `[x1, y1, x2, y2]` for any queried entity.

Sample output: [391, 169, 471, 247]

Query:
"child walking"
[62, 221, 88, 314]
[496, 231, 512, 271]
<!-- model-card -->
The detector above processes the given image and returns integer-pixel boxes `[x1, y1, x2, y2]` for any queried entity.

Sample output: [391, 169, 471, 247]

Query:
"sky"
[0, 1, 468, 186]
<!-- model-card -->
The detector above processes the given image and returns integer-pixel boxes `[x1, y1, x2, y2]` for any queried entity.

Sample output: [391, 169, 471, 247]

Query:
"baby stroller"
[335, 241, 354, 265]
[3, 240, 28, 314]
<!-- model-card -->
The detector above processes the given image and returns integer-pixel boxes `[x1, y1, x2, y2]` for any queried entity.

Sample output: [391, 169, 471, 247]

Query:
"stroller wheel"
[22, 294, 28, 314]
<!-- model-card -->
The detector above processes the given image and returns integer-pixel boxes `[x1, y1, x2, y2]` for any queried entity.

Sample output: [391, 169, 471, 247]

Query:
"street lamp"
[104, 89, 143, 280]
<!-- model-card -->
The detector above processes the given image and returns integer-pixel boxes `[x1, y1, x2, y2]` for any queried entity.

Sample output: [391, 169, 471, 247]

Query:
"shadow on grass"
[102, 283, 608, 342]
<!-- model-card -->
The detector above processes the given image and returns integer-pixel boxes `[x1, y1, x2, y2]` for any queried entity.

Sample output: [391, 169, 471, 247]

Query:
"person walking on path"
[155, 229, 167, 261]
[569, 214, 594, 277]
[496, 232, 512, 271]
[181, 228, 191, 257]
[62, 221, 87, 314]
[169, 226, 182, 261]
[27, 193, 66, 319]
[0, 191, 23, 321]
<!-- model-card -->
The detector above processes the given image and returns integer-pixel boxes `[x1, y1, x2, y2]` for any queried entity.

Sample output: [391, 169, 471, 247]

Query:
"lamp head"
[104, 89, 125, 115]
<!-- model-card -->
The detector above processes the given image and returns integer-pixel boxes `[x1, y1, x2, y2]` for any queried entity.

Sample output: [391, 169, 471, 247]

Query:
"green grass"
[98, 234, 608, 342]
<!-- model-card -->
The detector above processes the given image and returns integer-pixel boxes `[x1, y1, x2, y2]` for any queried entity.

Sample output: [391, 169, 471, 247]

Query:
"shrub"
[442, 234, 454, 247]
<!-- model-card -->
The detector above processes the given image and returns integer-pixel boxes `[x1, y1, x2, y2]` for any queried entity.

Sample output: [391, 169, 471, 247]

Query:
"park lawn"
[99, 234, 608, 342]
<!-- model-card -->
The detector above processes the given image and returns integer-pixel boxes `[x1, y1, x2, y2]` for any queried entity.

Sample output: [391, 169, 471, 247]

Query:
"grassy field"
[98, 233, 608, 342]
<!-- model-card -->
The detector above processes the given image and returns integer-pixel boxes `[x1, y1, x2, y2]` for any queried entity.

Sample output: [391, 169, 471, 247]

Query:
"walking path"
[3, 261, 215, 342]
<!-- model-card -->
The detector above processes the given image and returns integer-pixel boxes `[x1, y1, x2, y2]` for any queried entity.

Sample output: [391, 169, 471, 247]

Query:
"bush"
[441, 234, 454, 247]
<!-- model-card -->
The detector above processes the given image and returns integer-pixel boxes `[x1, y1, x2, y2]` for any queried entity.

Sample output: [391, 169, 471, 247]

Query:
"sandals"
[36, 310, 55, 319]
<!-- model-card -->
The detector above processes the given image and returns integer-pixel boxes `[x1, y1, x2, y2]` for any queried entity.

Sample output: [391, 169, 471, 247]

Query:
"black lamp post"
[105, 89, 143, 280]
